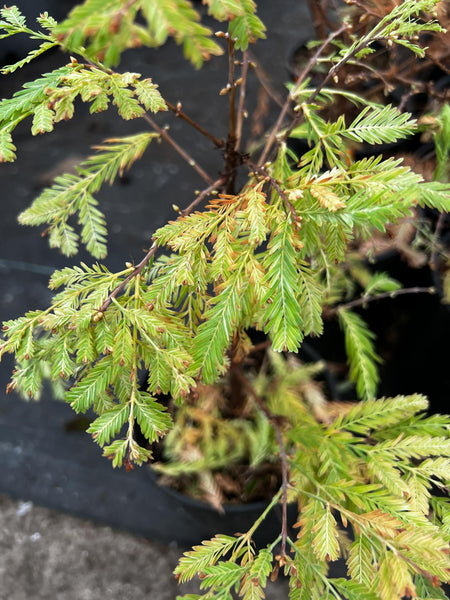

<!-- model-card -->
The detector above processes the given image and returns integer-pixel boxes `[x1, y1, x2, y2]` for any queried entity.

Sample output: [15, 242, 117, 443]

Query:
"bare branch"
[179, 177, 226, 217]
[247, 51, 286, 108]
[228, 36, 237, 144]
[257, 23, 347, 166]
[97, 242, 158, 314]
[97, 179, 225, 314]
[166, 100, 225, 148]
[246, 160, 301, 226]
[330, 286, 436, 314]
[305, 0, 328, 39]
[235, 50, 249, 153]
[141, 113, 215, 186]
[237, 372, 289, 558]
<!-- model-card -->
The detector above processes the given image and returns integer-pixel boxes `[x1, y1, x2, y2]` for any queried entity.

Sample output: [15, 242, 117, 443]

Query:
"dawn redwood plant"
[1, 1, 450, 598]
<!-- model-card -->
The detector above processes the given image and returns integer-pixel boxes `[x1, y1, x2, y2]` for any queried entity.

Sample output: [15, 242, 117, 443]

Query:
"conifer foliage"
[0, 1, 449, 598]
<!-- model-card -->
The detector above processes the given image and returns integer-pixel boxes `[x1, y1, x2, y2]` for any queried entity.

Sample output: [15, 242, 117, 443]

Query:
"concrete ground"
[0, 493, 181, 600]
[0, 493, 289, 600]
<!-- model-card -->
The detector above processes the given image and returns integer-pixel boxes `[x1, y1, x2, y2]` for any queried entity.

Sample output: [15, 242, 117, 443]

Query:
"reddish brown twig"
[237, 372, 289, 558]
[179, 177, 226, 217]
[305, 0, 329, 39]
[97, 242, 159, 314]
[141, 113, 215, 186]
[258, 23, 347, 166]
[246, 160, 301, 226]
[228, 36, 237, 145]
[165, 100, 225, 148]
[235, 50, 249, 153]
[247, 52, 286, 109]
[331, 286, 436, 314]
[221, 36, 240, 195]
[97, 179, 224, 314]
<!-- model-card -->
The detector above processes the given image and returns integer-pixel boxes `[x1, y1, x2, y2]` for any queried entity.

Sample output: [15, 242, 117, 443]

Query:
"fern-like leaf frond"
[331, 394, 428, 435]
[1, 40, 58, 75]
[19, 133, 158, 257]
[338, 309, 380, 400]
[262, 220, 304, 352]
[88, 404, 130, 446]
[133, 391, 172, 442]
[417, 182, 450, 212]
[346, 535, 375, 588]
[203, 0, 246, 21]
[311, 504, 340, 562]
[0, 129, 16, 162]
[0, 63, 166, 164]
[53, 0, 141, 66]
[141, 0, 223, 69]
[174, 535, 239, 584]
[192, 260, 250, 382]
[227, 0, 266, 50]
[343, 105, 416, 145]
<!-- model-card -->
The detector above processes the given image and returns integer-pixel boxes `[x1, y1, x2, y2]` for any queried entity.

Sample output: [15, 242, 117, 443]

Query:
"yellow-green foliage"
[0, 1, 449, 598]
[173, 392, 450, 600]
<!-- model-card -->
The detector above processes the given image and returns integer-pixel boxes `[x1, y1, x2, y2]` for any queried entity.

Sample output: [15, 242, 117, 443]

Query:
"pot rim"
[146, 465, 275, 514]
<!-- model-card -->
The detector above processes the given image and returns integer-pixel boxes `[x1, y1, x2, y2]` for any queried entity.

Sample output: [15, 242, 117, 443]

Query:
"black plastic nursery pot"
[0, 387, 294, 548]
[146, 468, 299, 549]
[151, 471, 346, 578]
